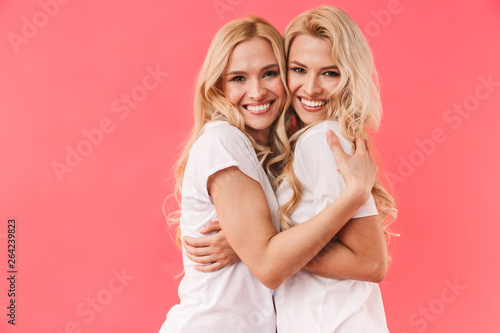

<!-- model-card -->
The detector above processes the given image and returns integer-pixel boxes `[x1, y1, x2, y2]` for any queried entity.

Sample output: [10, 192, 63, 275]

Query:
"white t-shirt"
[159, 121, 280, 333]
[274, 120, 389, 333]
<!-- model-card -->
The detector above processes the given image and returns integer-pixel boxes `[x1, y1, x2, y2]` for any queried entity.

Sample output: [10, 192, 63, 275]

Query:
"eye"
[324, 71, 340, 77]
[290, 67, 306, 74]
[230, 76, 245, 82]
[263, 70, 278, 78]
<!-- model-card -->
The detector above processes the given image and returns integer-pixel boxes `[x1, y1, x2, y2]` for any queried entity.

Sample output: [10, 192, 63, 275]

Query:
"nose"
[303, 75, 322, 96]
[248, 79, 266, 100]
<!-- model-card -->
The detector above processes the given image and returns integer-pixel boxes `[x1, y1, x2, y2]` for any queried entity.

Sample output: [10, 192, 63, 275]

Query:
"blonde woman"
[184, 6, 397, 332]
[159, 15, 378, 332]
[271, 6, 397, 332]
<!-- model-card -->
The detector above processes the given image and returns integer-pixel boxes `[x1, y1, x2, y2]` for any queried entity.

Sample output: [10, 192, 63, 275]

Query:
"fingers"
[194, 262, 224, 273]
[326, 130, 347, 160]
[354, 133, 377, 173]
[193, 254, 240, 272]
[183, 232, 230, 259]
[183, 235, 210, 248]
[185, 248, 239, 271]
[364, 139, 371, 155]
[199, 220, 221, 234]
[183, 241, 212, 257]
[353, 132, 366, 153]
[182, 229, 239, 273]
[354, 133, 375, 160]
[185, 250, 213, 264]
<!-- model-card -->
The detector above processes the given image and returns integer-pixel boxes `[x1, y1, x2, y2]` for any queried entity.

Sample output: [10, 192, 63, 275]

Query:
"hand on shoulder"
[326, 130, 377, 203]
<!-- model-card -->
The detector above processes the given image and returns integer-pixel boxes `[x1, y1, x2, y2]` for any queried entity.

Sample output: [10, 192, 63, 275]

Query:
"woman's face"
[222, 37, 286, 142]
[287, 35, 340, 125]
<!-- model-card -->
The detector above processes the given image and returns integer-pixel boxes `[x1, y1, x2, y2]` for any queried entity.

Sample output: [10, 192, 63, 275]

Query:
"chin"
[244, 115, 278, 131]
[247, 122, 273, 131]
[296, 111, 326, 125]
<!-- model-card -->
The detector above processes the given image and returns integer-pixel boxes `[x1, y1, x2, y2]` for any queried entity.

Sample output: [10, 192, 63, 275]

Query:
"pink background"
[1, 0, 499, 332]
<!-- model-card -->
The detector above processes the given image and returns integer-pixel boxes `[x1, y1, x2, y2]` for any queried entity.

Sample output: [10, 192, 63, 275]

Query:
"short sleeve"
[295, 121, 378, 218]
[188, 122, 261, 198]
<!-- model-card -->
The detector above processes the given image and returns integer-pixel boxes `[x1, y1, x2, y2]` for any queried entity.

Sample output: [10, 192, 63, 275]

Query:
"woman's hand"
[326, 130, 378, 203]
[182, 221, 240, 272]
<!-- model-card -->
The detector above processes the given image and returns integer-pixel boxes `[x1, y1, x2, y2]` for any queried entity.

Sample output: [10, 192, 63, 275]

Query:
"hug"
[159, 5, 397, 332]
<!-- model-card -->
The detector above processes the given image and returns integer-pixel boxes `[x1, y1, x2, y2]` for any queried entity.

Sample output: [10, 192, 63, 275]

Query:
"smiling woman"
[157, 17, 288, 332]
[272, 6, 398, 332]
[287, 34, 341, 125]
[158, 14, 379, 333]
[222, 37, 285, 145]
[181, 5, 398, 333]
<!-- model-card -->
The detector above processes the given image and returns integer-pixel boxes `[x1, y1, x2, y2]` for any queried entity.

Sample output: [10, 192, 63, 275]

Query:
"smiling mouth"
[244, 100, 275, 114]
[299, 97, 328, 108]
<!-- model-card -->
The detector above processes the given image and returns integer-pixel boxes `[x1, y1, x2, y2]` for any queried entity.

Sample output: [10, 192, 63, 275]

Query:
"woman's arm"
[208, 163, 369, 290]
[184, 131, 383, 282]
[199, 132, 375, 289]
[183, 213, 388, 282]
[302, 215, 388, 283]
[296, 127, 387, 283]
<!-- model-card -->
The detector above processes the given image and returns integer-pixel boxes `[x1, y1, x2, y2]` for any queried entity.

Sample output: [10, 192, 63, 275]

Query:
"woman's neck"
[247, 127, 270, 146]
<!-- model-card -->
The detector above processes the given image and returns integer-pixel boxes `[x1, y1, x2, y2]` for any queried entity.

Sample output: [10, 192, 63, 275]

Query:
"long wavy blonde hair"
[274, 6, 398, 236]
[167, 16, 290, 247]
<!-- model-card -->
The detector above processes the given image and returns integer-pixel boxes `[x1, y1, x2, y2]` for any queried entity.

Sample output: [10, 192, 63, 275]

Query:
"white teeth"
[301, 98, 326, 107]
[247, 103, 270, 111]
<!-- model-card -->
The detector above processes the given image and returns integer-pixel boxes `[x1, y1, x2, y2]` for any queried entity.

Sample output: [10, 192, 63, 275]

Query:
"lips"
[243, 100, 275, 115]
[298, 96, 328, 112]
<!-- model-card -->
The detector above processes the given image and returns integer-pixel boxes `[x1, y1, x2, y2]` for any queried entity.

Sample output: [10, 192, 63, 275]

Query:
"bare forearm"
[214, 177, 367, 289]
[254, 187, 368, 288]
[209, 131, 379, 289]
[302, 214, 389, 283]
[303, 240, 386, 282]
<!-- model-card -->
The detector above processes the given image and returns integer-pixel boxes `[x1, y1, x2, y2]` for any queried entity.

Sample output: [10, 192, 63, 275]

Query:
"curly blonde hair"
[272, 6, 398, 237]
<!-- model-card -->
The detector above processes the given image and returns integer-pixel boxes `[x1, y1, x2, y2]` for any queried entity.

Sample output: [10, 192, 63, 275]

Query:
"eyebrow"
[226, 63, 279, 76]
[289, 60, 338, 71]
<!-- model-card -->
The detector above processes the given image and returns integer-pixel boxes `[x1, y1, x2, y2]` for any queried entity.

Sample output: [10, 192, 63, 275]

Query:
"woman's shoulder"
[298, 120, 341, 144]
[200, 121, 248, 141]
[186, 121, 261, 184]
[297, 120, 352, 154]
[191, 121, 254, 155]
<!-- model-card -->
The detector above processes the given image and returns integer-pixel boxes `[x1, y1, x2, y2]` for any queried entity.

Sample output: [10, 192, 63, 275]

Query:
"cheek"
[272, 80, 286, 100]
[287, 75, 300, 97]
[223, 85, 242, 107]
[325, 79, 340, 95]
